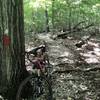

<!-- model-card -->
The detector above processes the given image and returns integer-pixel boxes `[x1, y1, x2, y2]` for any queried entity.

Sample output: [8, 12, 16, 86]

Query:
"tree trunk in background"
[68, 6, 72, 31]
[0, 0, 27, 99]
[45, 5, 50, 33]
[52, 0, 55, 34]
[66, 0, 72, 31]
[0, 26, 2, 88]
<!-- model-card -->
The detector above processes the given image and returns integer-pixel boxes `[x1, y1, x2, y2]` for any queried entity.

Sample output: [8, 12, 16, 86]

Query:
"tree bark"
[0, 0, 27, 99]
[52, 0, 55, 34]
[45, 5, 50, 33]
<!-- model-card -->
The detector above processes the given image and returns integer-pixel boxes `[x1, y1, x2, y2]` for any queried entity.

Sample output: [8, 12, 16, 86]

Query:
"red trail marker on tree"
[3, 34, 11, 46]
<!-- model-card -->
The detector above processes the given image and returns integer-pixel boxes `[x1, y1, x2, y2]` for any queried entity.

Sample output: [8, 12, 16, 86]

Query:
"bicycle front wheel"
[16, 75, 53, 100]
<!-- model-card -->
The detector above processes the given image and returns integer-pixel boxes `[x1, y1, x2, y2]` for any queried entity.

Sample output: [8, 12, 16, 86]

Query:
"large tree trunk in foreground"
[0, 0, 27, 99]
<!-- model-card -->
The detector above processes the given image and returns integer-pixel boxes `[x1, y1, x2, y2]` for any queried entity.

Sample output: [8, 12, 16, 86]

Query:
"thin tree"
[52, 0, 55, 34]
[45, 2, 50, 33]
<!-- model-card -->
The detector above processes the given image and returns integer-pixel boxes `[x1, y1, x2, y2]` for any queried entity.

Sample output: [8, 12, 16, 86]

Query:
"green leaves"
[24, 0, 100, 33]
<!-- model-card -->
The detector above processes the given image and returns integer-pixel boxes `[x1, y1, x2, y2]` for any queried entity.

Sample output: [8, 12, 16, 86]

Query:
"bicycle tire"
[16, 75, 53, 100]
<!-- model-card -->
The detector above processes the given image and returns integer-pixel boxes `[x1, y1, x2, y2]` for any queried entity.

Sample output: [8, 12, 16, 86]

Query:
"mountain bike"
[16, 46, 53, 100]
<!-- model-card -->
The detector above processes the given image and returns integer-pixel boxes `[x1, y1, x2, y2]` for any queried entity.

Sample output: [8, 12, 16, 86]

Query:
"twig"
[52, 67, 100, 74]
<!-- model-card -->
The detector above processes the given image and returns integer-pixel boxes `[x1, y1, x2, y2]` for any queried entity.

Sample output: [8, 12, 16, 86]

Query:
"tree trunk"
[0, 0, 27, 99]
[45, 5, 50, 33]
[52, 0, 55, 34]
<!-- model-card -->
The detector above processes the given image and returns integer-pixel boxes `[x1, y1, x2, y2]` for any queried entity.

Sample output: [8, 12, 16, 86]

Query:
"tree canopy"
[24, 0, 100, 33]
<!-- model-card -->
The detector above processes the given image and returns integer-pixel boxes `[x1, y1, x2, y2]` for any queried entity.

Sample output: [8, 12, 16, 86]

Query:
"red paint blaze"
[3, 35, 11, 46]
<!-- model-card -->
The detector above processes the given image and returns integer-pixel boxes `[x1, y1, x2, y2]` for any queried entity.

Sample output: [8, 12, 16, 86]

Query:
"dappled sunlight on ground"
[60, 51, 70, 57]
[25, 33, 100, 66]
[79, 41, 100, 64]
[37, 33, 54, 42]
[25, 33, 100, 100]
[85, 57, 99, 63]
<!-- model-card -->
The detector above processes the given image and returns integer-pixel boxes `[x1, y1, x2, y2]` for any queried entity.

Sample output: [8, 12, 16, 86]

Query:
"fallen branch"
[73, 21, 86, 29]
[52, 67, 100, 74]
[57, 23, 94, 39]
[53, 69, 81, 74]
[77, 23, 94, 31]
[84, 67, 100, 72]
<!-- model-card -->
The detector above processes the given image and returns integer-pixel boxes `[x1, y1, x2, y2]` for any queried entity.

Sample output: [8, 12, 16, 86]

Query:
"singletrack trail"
[25, 33, 100, 100]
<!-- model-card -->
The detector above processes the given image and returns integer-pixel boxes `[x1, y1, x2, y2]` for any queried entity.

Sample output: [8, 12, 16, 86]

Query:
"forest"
[0, 0, 100, 100]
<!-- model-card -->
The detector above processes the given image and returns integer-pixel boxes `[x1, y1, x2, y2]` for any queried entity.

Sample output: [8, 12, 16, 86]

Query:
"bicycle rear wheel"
[16, 75, 52, 100]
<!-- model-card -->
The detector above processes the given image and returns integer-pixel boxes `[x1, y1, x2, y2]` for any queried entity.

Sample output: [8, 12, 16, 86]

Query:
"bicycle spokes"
[16, 75, 52, 100]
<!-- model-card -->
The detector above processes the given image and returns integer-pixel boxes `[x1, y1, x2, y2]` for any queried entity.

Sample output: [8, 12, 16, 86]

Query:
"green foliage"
[24, 0, 100, 33]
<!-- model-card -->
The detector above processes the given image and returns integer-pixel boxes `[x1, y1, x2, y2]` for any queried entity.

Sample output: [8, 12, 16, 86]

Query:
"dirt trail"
[37, 33, 74, 69]
[37, 33, 100, 100]
[26, 33, 100, 100]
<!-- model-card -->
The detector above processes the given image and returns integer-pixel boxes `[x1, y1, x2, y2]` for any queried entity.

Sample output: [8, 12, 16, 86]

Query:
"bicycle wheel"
[16, 75, 53, 100]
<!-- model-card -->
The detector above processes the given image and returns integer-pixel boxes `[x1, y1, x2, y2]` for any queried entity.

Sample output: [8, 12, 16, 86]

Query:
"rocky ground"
[25, 33, 100, 100]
